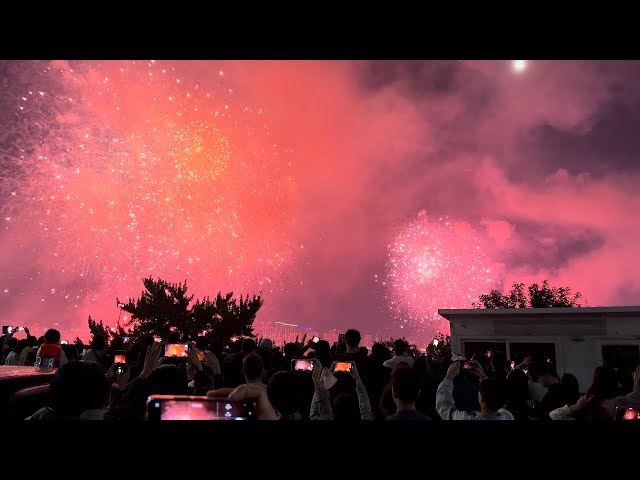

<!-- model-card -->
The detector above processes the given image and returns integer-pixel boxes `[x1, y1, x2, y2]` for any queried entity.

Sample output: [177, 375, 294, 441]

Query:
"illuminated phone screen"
[332, 361, 352, 373]
[292, 359, 314, 371]
[147, 396, 255, 420]
[165, 344, 189, 357]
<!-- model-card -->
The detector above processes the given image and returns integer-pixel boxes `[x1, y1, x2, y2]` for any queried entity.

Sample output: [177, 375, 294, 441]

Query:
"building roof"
[438, 306, 640, 322]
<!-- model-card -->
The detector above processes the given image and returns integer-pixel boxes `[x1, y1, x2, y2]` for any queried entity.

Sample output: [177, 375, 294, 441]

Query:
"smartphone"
[312, 336, 320, 344]
[154, 336, 162, 343]
[122, 336, 131, 344]
[15, 326, 25, 332]
[114, 354, 126, 364]
[115, 364, 126, 376]
[615, 406, 640, 421]
[510, 361, 516, 370]
[2, 326, 13, 335]
[486, 350, 493, 358]
[292, 359, 314, 372]
[197, 350, 206, 362]
[147, 395, 255, 420]
[462, 361, 475, 370]
[332, 361, 353, 373]
[165, 343, 189, 357]
[433, 339, 439, 347]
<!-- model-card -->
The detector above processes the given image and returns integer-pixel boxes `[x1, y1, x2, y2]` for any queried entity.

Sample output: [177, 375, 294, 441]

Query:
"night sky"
[1, 60, 639, 344]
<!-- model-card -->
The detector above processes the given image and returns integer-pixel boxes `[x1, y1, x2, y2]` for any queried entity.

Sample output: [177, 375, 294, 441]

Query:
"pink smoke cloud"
[2, 60, 639, 344]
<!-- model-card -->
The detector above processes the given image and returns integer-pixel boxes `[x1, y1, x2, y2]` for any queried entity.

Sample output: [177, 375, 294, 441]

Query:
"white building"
[438, 306, 640, 392]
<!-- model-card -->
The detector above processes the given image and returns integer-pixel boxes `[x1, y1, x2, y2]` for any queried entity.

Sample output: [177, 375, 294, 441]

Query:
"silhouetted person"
[386, 365, 431, 421]
[267, 371, 302, 420]
[222, 338, 257, 387]
[383, 339, 414, 368]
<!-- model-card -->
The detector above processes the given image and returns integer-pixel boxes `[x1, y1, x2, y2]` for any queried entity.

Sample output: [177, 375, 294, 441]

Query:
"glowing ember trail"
[0, 60, 295, 333]
[378, 212, 504, 342]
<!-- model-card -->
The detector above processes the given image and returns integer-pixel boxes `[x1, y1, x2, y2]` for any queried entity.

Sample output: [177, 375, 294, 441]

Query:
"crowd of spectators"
[1, 326, 638, 421]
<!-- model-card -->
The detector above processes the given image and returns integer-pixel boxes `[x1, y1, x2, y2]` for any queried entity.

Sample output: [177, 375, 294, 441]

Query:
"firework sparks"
[0, 60, 295, 328]
[378, 211, 503, 341]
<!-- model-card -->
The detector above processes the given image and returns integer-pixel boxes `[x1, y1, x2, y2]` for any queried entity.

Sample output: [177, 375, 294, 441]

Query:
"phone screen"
[510, 361, 516, 369]
[1, 326, 11, 335]
[197, 350, 206, 362]
[433, 339, 439, 347]
[332, 361, 353, 373]
[312, 336, 320, 343]
[616, 407, 640, 421]
[147, 395, 255, 420]
[463, 361, 474, 370]
[292, 359, 314, 371]
[114, 354, 126, 364]
[165, 343, 189, 357]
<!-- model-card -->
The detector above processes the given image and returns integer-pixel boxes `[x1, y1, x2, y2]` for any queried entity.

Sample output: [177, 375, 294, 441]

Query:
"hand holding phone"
[203, 351, 222, 375]
[310, 358, 323, 382]
[141, 342, 163, 379]
[114, 354, 126, 364]
[446, 360, 462, 379]
[348, 362, 362, 384]
[210, 383, 277, 420]
[312, 336, 320, 344]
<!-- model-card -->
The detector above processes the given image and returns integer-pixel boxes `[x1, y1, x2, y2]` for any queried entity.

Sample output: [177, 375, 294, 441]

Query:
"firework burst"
[0, 60, 295, 326]
[377, 211, 503, 342]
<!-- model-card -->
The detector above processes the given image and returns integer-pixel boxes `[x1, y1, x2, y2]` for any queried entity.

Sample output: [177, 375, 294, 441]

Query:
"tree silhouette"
[381, 337, 421, 357]
[429, 332, 451, 358]
[474, 280, 582, 309]
[118, 277, 263, 344]
[87, 315, 132, 344]
[87, 316, 111, 342]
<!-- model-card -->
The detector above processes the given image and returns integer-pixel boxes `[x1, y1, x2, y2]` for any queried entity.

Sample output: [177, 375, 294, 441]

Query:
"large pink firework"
[378, 212, 503, 343]
[0, 60, 295, 332]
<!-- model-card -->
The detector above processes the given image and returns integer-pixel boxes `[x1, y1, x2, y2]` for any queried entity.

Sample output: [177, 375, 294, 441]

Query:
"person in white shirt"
[437, 360, 514, 420]
[383, 339, 415, 369]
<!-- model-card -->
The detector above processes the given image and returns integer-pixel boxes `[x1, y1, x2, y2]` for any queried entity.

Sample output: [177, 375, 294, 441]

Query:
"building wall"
[449, 314, 640, 392]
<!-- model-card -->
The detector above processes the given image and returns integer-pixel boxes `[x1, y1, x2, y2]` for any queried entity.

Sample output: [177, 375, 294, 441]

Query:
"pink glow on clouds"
[1, 60, 640, 344]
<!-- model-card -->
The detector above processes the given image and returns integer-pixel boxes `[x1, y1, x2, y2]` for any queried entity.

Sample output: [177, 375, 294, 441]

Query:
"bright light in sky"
[513, 60, 527, 73]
